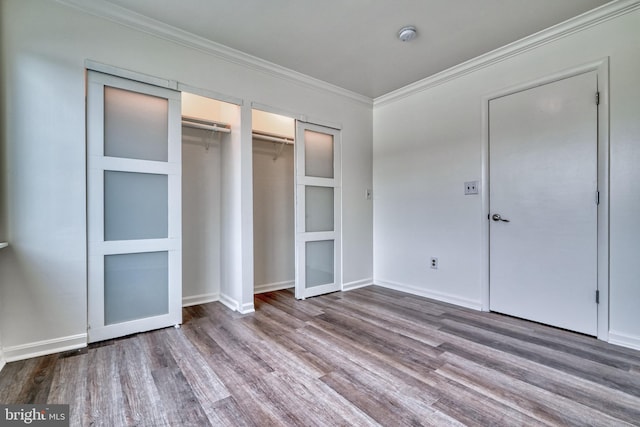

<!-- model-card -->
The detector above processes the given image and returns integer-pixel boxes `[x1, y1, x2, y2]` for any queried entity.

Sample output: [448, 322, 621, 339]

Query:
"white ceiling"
[100, 0, 611, 98]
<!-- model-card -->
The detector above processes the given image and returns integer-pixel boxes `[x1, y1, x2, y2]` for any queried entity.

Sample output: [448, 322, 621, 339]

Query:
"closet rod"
[182, 120, 231, 133]
[252, 133, 294, 145]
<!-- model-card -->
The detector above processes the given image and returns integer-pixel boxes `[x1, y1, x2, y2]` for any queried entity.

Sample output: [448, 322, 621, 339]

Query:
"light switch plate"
[464, 181, 479, 195]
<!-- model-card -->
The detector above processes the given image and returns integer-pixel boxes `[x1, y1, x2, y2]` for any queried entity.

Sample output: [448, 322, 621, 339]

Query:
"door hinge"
[596, 92, 600, 105]
[595, 290, 600, 304]
[596, 191, 600, 205]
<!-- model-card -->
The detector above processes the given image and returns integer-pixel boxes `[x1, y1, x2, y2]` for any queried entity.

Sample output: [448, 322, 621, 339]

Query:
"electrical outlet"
[464, 181, 479, 195]
[430, 257, 438, 269]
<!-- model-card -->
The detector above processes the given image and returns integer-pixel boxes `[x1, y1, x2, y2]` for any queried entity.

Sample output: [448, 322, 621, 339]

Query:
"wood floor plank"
[428, 372, 548, 427]
[437, 354, 634, 426]
[442, 310, 640, 371]
[47, 353, 88, 426]
[162, 327, 230, 404]
[1, 286, 640, 426]
[205, 396, 256, 427]
[440, 339, 640, 424]
[84, 344, 128, 426]
[0, 358, 41, 403]
[439, 318, 640, 397]
[151, 366, 211, 426]
[117, 336, 171, 426]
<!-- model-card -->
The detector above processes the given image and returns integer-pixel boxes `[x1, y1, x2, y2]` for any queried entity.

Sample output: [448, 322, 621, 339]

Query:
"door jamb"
[480, 58, 610, 341]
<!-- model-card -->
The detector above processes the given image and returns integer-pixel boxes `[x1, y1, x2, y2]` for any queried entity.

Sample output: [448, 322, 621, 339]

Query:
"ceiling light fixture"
[397, 26, 417, 42]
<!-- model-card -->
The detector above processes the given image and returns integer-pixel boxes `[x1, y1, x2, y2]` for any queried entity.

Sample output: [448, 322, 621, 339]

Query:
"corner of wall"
[239, 302, 255, 314]
[608, 330, 640, 352]
[343, 278, 373, 292]
[219, 293, 239, 312]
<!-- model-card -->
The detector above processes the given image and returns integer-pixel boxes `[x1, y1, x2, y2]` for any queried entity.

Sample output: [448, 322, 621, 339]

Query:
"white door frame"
[480, 58, 610, 340]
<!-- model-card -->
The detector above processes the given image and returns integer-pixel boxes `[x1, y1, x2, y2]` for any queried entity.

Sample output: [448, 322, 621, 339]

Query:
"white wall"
[0, 0, 373, 360]
[373, 6, 640, 348]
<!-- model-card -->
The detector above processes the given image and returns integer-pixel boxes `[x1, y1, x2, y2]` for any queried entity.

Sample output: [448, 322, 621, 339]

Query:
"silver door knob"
[492, 213, 510, 222]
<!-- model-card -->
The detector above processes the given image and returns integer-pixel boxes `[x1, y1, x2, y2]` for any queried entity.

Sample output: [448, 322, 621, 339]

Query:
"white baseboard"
[0, 349, 5, 373]
[219, 293, 255, 314]
[254, 280, 294, 294]
[239, 302, 255, 314]
[343, 278, 373, 292]
[608, 330, 640, 351]
[3, 334, 87, 363]
[219, 293, 239, 312]
[374, 279, 482, 311]
[182, 292, 220, 307]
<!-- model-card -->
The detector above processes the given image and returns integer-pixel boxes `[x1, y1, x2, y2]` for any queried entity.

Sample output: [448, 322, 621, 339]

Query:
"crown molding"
[55, 0, 373, 106]
[374, 0, 640, 107]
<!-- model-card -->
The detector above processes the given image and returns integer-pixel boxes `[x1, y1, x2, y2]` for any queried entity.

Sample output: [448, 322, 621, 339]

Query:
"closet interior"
[181, 92, 239, 304]
[252, 110, 296, 294]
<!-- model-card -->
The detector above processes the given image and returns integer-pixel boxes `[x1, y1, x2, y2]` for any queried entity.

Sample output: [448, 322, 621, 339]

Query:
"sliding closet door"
[87, 71, 182, 342]
[295, 122, 341, 299]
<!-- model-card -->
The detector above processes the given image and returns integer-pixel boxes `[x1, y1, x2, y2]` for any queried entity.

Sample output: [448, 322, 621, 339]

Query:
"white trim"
[250, 102, 343, 132]
[182, 293, 220, 307]
[480, 59, 610, 340]
[254, 280, 294, 294]
[375, 279, 482, 311]
[374, 0, 640, 106]
[609, 331, 640, 351]
[251, 102, 303, 122]
[297, 117, 343, 132]
[342, 279, 373, 292]
[178, 83, 243, 107]
[239, 302, 255, 314]
[0, 349, 5, 372]
[3, 334, 87, 363]
[219, 293, 239, 312]
[59, 0, 371, 106]
[85, 59, 175, 89]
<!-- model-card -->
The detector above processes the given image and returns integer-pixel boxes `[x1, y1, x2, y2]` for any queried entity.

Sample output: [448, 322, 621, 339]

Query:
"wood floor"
[1, 286, 639, 426]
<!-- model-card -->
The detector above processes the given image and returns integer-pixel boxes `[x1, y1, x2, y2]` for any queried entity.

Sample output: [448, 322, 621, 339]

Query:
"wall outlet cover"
[464, 181, 479, 195]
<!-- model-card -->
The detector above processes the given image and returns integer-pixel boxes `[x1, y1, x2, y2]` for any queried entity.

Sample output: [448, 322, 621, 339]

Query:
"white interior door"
[489, 71, 598, 336]
[295, 122, 341, 299]
[87, 71, 182, 342]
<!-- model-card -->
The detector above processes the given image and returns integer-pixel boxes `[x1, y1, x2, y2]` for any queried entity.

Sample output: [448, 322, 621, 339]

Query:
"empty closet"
[181, 92, 239, 305]
[252, 110, 296, 294]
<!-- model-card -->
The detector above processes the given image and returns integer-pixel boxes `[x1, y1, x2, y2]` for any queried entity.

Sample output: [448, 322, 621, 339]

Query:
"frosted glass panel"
[306, 240, 334, 288]
[104, 86, 168, 161]
[304, 130, 334, 178]
[305, 186, 334, 232]
[104, 171, 168, 241]
[104, 252, 168, 325]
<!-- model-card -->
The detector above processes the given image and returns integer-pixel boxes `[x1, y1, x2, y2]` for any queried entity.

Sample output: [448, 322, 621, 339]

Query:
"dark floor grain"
[1, 286, 639, 426]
